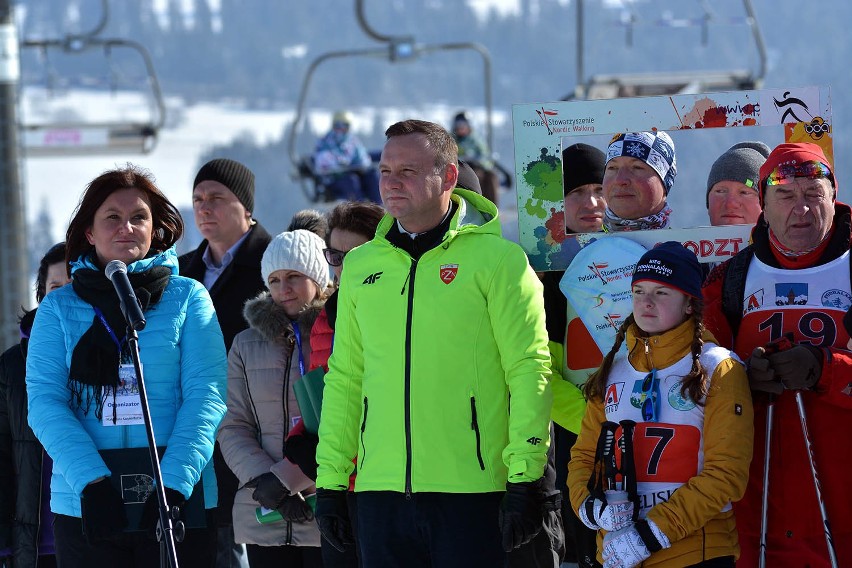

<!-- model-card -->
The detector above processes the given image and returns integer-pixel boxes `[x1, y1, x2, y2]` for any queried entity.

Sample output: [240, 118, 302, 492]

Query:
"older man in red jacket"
[702, 142, 852, 567]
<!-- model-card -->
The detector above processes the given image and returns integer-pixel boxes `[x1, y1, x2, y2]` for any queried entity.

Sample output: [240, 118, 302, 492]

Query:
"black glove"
[283, 431, 319, 480]
[140, 487, 186, 536]
[749, 343, 822, 394]
[80, 478, 128, 544]
[747, 346, 782, 395]
[315, 488, 354, 553]
[768, 344, 822, 390]
[277, 493, 315, 523]
[246, 472, 288, 510]
[498, 478, 545, 552]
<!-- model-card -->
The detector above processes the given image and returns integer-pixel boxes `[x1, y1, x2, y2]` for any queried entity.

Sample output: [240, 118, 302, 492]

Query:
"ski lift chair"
[20, 36, 166, 157]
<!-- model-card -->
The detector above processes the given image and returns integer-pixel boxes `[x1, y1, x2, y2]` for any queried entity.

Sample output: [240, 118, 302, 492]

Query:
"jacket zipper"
[282, 339, 294, 451]
[360, 397, 369, 467]
[642, 337, 652, 368]
[470, 395, 485, 470]
[403, 258, 418, 498]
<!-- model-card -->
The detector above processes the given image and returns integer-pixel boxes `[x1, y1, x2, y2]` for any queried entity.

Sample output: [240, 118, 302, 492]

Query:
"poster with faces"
[512, 86, 834, 271]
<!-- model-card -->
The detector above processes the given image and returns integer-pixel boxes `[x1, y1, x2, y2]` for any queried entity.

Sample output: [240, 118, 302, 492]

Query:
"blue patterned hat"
[607, 131, 677, 194]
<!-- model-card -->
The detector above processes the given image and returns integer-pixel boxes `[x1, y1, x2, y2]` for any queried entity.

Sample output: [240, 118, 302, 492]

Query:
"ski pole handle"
[601, 421, 620, 491]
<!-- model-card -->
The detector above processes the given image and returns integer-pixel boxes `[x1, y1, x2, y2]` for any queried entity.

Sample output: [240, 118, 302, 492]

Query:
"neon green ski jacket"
[316, 189, 552, 493]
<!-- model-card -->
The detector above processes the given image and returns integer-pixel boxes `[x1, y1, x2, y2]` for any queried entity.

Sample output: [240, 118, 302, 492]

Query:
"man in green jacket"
[315, 119, 553, 566]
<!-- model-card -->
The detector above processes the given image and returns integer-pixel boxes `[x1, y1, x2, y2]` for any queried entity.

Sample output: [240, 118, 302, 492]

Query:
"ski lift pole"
[0, 0, 28, 349]
[742, 0, 767, 86]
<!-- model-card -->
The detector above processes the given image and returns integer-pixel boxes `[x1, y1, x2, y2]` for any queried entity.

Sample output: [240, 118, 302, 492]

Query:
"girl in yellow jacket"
[567, 242, 753, 567]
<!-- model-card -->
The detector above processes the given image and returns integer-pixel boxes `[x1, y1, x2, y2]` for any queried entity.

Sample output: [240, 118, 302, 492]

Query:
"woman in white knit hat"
[217, 229, 333, 567]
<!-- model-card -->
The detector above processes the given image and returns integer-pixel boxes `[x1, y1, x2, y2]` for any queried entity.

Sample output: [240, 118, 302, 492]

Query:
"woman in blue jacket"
[26, 165, 227, 567]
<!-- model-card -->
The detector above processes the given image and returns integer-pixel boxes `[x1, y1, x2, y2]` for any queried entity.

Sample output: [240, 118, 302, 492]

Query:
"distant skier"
[313, 111, 380, 203]
[452, 111, 500, 206]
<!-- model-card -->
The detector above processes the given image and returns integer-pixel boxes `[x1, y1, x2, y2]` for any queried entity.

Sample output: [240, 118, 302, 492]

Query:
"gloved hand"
[140, 487, 186, 536]
[283, 431, 320, 480]
[747, 346, 782, 395]
[80, 478, 128, 544]
[498, 478, 545, 552]
[602, 519, 670, 568]
[315, 488, 354, 553]
[767, 344, 822, 390]
[748, 342, 822, 395]
[246, 472, 288, 510]
[578, 490, 634, 532]
[277, 492, 315, 523]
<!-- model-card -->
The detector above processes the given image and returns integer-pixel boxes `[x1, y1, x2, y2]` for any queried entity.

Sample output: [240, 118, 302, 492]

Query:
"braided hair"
[583, 298, 709, 405]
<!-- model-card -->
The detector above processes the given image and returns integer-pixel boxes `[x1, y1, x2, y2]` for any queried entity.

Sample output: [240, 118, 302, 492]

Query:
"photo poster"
[511, 86, 834, 272]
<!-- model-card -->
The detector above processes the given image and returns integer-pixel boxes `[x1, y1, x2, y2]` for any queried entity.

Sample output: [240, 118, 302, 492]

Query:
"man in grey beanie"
[706, 141, 771, 226]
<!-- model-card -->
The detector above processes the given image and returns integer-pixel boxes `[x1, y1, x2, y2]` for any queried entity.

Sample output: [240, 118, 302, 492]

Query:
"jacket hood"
[70, 246, 180, 276]
[375, 187, 501, 244]
[242, 291, 323, 344]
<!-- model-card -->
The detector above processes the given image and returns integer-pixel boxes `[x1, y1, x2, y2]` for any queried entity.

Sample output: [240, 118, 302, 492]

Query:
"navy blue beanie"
[632, 241, 703, 298]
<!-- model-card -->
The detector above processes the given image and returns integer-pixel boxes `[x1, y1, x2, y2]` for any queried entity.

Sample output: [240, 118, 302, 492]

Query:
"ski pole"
[588, 421, 620, 499]
[619, 420, 639, 522]
[757, 332, 792, 568]
[795, 391, 839, 568]
[600, 421, 620, 491]
[758, 395, 774, 568]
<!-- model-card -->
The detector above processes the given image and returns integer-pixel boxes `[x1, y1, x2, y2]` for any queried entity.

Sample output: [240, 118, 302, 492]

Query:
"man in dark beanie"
[706, 141, 770, 226]
[703, 142, 852, 566]
[535, 142, 608, 568]
[179, 157, 272, 568]
[563, 143, 606, 234]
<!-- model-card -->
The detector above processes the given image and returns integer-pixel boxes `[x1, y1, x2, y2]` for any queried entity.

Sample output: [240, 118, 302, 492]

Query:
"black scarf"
[69, 263, 171, 418]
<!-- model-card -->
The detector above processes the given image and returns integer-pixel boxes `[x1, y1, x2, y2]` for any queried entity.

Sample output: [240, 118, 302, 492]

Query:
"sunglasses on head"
[765, 161, 833, 187]
[641, 369, 660, 423]
[323, 247, 347, 267]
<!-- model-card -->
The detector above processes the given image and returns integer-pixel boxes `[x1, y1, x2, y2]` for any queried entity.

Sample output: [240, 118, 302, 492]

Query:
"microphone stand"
[126, 324, 182, 568]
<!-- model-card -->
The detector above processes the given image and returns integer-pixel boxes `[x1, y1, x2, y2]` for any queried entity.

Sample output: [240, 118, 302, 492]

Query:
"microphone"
[105, 260, 147, 331]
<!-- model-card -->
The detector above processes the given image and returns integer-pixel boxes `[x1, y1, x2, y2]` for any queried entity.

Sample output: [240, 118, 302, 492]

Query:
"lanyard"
[92, 307, 123, 350]
[291, 323, 306, 376]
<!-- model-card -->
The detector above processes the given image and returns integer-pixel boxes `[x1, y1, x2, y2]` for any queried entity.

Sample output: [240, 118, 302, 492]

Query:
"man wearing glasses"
[702, 142, 852, 567]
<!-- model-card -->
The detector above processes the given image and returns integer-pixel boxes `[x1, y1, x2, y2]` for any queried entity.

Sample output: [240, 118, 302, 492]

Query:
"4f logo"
[440, 264, 458, 284]
[526, 436, 542, 446]
[363, 272, 383, 285]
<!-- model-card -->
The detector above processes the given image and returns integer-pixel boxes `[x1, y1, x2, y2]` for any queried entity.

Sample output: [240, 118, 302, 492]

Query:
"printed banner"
[513, 86, 833, 271]
[560, 237, 647, 354]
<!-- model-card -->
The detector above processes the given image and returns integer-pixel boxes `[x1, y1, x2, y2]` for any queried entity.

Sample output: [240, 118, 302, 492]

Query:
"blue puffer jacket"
[26, 248, 227, 517]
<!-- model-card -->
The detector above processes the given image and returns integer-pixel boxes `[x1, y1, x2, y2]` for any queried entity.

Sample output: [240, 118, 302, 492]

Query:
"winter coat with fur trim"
[217, 293, 323, 547]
